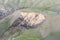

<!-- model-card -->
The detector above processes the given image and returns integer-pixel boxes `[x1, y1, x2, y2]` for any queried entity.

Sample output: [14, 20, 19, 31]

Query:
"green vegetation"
[0, 0, 60, 40]
[46, 32, 60, 40]
[14, 29, 43, 40]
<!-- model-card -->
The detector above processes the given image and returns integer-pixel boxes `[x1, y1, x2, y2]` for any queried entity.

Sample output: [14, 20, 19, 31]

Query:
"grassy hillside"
[0, 0, 60, 40]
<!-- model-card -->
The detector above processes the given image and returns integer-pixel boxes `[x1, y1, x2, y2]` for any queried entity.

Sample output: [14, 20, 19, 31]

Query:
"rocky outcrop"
[0, 6, 15, 19]
[0, 11, 45, 40]
[11, 11, 45, 29]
